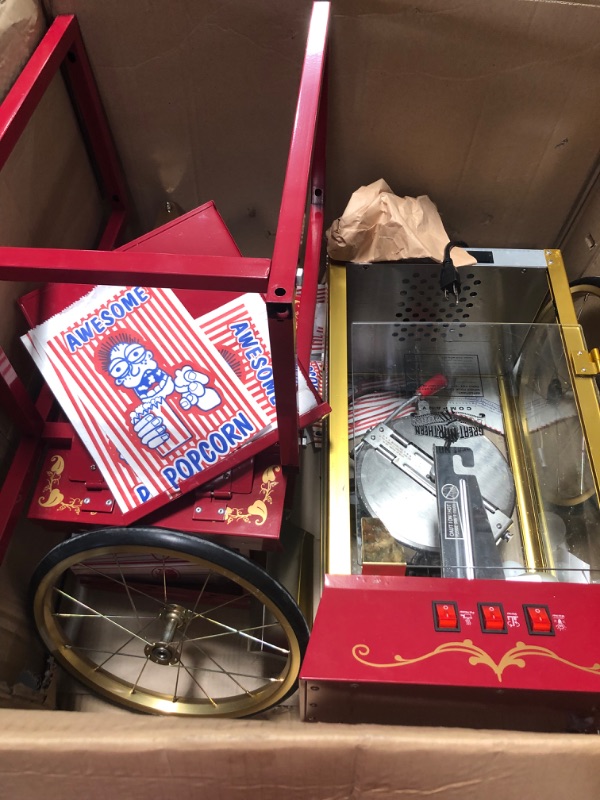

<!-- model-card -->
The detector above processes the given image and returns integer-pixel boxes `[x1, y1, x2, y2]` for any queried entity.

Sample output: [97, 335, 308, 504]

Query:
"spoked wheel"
[533, 278, 600, 506]
[566, 277, 600, 348]
[31, 527, 309, 717]
[537, 276, 600, 348]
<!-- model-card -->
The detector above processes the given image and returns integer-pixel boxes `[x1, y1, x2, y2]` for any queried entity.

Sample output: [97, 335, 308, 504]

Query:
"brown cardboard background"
[0, 519, 64, 701]
[0, 0, 44, 98]
[44, 0, 313, 257]
[2, 0, 600, 794]
[0, 75, 103, 358]
[43, 0, 600, 258]
[0, 0, 102, 365]
[562, 168, 600, 279]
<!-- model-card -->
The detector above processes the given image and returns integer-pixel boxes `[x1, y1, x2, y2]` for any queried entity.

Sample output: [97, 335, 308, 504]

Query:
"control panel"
[433, 601, 555, 636]
[302, 574, 599, 695]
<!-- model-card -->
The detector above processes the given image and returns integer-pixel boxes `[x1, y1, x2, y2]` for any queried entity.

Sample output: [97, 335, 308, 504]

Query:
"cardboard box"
[2, 0, 600, 795]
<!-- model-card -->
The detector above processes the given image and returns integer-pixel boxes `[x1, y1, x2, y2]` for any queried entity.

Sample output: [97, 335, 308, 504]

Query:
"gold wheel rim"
[534, 282, 600, 507]
[537, 281, 600, 333]
[34, 544, 302, 717]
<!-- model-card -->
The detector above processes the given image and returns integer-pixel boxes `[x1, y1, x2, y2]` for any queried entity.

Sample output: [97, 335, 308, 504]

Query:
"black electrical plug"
[440, 241, 465, 304]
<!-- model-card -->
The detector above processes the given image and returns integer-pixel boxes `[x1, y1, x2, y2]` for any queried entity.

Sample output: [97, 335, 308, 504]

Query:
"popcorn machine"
[301, 249, 600, 731]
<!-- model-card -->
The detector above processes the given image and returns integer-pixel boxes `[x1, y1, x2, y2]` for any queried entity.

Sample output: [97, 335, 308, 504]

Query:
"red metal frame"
[0, 14, 129, 250]
[0, 248, 271, 291]
[267, 2, 329, 465]
[0, 4, 330, 557]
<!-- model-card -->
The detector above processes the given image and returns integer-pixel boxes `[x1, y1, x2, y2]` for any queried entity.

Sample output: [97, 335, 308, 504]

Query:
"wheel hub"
[144, 604, 191, 666]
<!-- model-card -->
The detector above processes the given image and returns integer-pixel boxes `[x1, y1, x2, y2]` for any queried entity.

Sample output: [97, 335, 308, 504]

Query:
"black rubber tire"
[569, 277, 600, 290]
[31, 527, 310, 716]
[538, 276, 600, 326]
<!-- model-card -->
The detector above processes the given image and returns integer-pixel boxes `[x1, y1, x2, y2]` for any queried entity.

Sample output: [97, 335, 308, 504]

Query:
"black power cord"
[440, 241, 467, 303]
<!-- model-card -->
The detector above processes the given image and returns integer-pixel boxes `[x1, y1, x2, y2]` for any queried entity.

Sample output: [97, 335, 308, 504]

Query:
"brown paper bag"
[326, 179, 475, 267]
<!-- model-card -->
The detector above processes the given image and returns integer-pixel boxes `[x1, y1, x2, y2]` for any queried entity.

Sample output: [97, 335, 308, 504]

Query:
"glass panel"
[350, 321, 600, 583]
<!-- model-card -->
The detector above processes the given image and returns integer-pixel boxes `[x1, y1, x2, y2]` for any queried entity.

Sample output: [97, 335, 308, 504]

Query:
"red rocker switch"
[479, 603, 506, 633]
[524, 605, 554, 635]
[433, 602, 460, 632]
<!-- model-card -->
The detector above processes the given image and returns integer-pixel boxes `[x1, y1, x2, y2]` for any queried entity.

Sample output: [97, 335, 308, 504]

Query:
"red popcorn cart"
[3, 0, 600, 735]
[0, 4, 330, 717]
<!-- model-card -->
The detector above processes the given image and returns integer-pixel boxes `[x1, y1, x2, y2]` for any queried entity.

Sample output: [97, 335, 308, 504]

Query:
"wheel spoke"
[76, 561, 166, 609]
[191, 572, 211, 614]
[187, 613, 289, 655]
[576, 293, 590, 322]
[172, 661, 181, 703]
[53, 587, 151, 645]
[116, 555, 142, 627]
[192, 591, 250, 617]
[130, 657, 150, 695]
[179, 634, 254, 696]
[65, 646, 147, 659]
[179, 661, 218, 707]
[260, 604, 267, 652]
[179, 663, 284, 682]
[185, 621, 282, 645]
[52, 614, 157, 619]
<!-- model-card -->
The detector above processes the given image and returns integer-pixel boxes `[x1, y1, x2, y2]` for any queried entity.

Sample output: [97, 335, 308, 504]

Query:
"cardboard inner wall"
[2, 0, 600, 795]
[43, 0, 600, 259]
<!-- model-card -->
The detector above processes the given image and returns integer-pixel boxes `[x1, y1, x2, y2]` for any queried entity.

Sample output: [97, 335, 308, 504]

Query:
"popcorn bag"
[197, 292, 320, 433]
[23, 286, 271, 514]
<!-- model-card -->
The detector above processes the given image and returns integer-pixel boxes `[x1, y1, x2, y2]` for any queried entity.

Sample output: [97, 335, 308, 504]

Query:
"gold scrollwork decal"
[38, 454, 85, 514]
[352, 640, 600, 683]
[224, 465, 280, 526]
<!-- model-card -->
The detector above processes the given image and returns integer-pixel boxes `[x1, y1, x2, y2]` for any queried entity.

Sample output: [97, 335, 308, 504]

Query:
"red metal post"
[98, 210, 128, 251]
[0, 16, 75, 169]
[267, 2, 330, 466]
[63, 18, 129, 239]
[296, 63, 328, 371]
[0, 349, 44, 436]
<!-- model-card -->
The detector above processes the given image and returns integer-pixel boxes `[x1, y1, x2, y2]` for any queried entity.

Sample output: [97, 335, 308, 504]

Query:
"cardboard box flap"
[1, 712, 600, 799]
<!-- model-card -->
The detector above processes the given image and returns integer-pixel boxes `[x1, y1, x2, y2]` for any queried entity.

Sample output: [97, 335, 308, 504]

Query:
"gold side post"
[326, 263, 352, 575]
[546, 249, 600, 504]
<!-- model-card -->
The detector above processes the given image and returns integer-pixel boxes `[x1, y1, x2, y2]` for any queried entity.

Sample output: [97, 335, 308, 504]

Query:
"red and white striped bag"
[197, 292, 319, 430]
[23, 286, 270, 514]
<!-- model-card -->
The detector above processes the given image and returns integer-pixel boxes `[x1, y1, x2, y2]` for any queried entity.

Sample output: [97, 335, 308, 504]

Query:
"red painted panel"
[302, 575, 600, 694]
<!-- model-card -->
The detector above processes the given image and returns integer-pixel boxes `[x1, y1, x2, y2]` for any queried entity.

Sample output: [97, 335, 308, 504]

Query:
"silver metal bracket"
[364, 423, 512, 538]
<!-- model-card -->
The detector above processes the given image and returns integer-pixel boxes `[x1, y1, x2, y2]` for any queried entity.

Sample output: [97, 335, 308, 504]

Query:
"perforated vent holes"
[391, 272, 481, 341]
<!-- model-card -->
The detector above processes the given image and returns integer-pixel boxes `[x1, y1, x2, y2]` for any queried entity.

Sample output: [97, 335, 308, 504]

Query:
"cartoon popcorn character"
[99, 334, 221, 456]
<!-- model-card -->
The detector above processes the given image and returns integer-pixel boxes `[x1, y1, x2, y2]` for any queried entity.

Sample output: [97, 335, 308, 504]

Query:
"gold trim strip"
[326, 263, 352, 574]
[545, 249, 600, 504]
[498, 377, 549, 573]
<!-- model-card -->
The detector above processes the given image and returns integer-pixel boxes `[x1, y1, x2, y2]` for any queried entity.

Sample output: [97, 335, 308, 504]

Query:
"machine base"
[301, 575, 600, 731]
